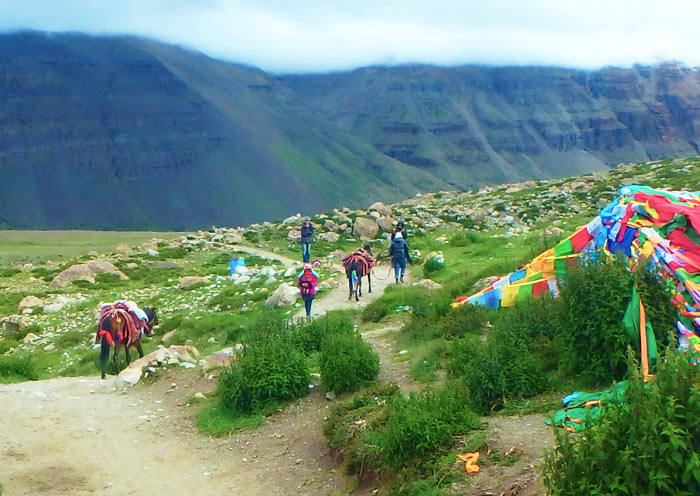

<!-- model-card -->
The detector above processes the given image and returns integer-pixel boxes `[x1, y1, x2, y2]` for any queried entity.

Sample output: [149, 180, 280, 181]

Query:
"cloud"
[2, 0, 700, 73]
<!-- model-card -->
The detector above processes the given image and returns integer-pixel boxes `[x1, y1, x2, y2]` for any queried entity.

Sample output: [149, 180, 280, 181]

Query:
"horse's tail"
[99, 333, 111, 368]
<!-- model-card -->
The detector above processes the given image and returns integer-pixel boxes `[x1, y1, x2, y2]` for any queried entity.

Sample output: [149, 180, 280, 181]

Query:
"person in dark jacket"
[390, 220, 406, 241]
[300, 216, 314, 263]
[389, 231, 413, 283]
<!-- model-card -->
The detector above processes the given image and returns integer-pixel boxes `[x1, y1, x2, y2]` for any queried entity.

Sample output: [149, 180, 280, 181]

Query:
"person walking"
[300, 216, 315, 263]
[391, 220, 406, 241]
[297, 263, 319, 317]
[389, 231, 413, 283]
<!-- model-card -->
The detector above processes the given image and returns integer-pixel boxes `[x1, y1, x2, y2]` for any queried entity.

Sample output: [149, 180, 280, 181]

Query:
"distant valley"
[1, 31, 699, 229]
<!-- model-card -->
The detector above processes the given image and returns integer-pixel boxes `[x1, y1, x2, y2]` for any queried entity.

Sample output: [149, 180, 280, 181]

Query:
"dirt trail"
[0, 248, 406, 496]
[294, 262, 399, 319]
[361, 325, 420, 394]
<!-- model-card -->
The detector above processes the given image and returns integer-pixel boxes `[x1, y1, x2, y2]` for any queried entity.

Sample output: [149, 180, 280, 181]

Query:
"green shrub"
[556, 256, 673, 384]
[319, 332, 379, 394]
[361, 286, 431, 323]
[423, 258, 446, 276]
[0, 267, 20, 277]
[448, 328, 548, 414]
[375, 388, 480, 469]
[0, 354, 39, 382]
[292, 312, 355, 354]
[438, 303, 489, 339]
[544, 352, 700, 495]
[218, 339, 309, 414]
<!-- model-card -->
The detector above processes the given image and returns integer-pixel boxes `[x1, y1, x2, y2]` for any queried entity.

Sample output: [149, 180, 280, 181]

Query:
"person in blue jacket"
[389, 231, 413, 283]
[300, 216, 314, 263]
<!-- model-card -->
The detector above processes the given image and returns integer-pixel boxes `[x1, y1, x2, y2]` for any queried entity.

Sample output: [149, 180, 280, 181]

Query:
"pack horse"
[341, 246, 376, 301]
[95, 301, 157, 379]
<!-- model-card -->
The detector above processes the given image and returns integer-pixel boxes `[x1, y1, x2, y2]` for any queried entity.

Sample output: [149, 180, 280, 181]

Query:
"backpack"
[298, 272, 317, 295]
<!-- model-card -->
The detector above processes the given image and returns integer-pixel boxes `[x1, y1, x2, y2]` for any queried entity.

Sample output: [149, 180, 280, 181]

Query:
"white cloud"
[1, 0, 700, 73]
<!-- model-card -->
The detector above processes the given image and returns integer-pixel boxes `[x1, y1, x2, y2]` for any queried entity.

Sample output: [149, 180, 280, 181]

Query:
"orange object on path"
[457, 452, 480, 473]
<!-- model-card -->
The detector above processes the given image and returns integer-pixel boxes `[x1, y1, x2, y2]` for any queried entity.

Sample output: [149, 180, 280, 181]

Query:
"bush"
[374, 388, 481, 469]
[544, 352, 700, 495]
[218, 339, 309, 414]
[319, 332, 379, 394]
[557, 256, 674, 384]
[423, 258, 446, 276]
[438, 303, 489, 339]
[362, 286, 431, 323]
[0, 354, 39, 382]
[291, 311, 355, 354]
[448, 329, 548, 414]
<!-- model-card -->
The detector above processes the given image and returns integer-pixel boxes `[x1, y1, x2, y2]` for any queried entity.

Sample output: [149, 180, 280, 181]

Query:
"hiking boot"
[400, 276, 404, 283]
[395, 278, 400, 284]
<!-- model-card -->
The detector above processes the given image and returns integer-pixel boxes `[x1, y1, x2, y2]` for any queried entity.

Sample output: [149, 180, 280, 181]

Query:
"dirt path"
[0, 250, 407, 496]
[0, 369, 365, 496]
[294, 262, 399, 319]
[361, 325, 420, 394]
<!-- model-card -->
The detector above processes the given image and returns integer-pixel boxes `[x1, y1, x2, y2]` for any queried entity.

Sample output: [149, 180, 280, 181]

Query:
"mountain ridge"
[1, 31, 699, 229]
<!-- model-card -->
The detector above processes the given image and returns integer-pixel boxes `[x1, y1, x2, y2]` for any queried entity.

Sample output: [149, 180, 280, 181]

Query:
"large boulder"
[178, 276, 207, 290]
[114, 345, 200, 387]
[287, 229, 301, 242]
[353, 217, 379, 240]
[376, 216, 394, 232]
[18, 295, 45, 314]
[265, 283, 299, 308]
[50, 264, 95, 287]
[202, 345, 243, 373]
[1, 315, 32, 335]
[50, 261, 128, 288]
[368, 201, 392, 217]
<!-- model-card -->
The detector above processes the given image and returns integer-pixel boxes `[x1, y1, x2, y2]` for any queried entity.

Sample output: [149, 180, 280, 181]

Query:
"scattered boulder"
[43, 303, 65, 314]
[23, 332, 39, 343]
[161, 329, 177, 344]
[413, 279, 442, 290]
[43, 343, 56, 352]
[178, 276, 207, 290]
[369, 201, 392, 217]
[115, 244, 133, 254]
[318, 232, 340, 243]
[50, 261, 128, 288]
[233, 275, 251, 285]
[353, 217, 379, 240]
[376, 216, 394, 232]
[265, 283, 299, 308]
[1, 315, 31, 334]
[287, 230, 301, 242]
[147, 261, 179, 269]
[18, 295, 45, 314]
[202, 345, 243, 373]
[113, 345, 200, 388]
[473, 275, 499, 292]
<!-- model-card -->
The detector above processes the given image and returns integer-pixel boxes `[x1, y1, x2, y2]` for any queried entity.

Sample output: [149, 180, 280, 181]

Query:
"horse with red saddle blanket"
[341, 245, 376, 301]
[95, 301, 157, 379]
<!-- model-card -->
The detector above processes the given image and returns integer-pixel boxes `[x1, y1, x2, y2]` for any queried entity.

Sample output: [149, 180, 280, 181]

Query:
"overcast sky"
[2, 0, 699, 73]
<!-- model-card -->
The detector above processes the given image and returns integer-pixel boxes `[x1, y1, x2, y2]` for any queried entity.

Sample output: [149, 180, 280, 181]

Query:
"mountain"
[1, 32, 700, 229]
[282, 64, 700, 188]
[0, 32, 447, 229]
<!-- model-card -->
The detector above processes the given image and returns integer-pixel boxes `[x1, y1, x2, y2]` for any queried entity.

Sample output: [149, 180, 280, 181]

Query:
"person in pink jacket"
[297, 263, 319, 317]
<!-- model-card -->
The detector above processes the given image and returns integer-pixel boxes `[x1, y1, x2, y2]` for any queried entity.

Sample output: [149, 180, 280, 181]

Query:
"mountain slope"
[0, 32, 447, 229]
[281, 64, 700, 187]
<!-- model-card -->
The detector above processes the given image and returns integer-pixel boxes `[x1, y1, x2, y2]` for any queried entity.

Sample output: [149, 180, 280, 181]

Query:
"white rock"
[43, 303, 65, 314]
[233, 275, 251, 285]
[265, 283, 299, 308]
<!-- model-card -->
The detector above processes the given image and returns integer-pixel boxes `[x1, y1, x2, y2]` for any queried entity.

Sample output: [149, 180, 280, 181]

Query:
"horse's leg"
[125, 345, 131, 366]
[99, 338, 110, 380]
[135, 342, 144, 359]
[112, 346, 120, 374]
[348, 276, 353, 301]
[367, 271, 372, 293]
[356, 278, 361, 301]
